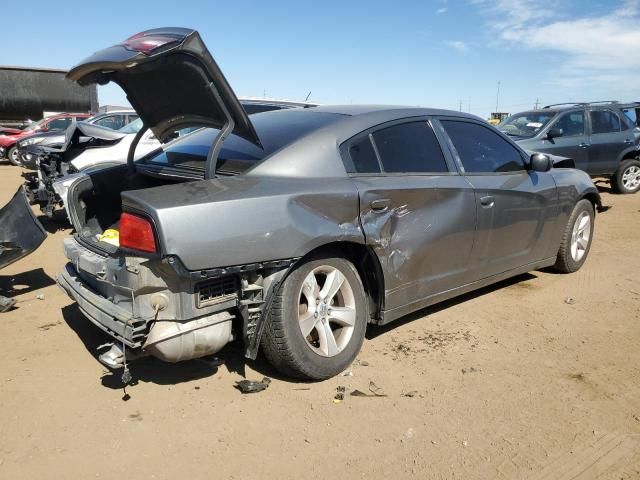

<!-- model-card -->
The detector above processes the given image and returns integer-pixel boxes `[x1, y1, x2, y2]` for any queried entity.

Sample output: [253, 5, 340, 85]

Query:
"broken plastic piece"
[368, 381, 387, 397]
[0, 295, 16, 313]
[235, 377, 271, 394]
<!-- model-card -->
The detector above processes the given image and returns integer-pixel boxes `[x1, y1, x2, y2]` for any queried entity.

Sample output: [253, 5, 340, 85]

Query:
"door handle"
[624, 139, 634, 145]
[369, 198, 390, 211]
[578, 143, 590, 149]
[480, 195, 494, 208]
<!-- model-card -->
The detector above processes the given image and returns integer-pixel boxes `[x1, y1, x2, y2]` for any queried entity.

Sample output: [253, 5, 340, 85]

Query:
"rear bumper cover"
[57, 263, 147, 348]
[0, 187, 47, 270]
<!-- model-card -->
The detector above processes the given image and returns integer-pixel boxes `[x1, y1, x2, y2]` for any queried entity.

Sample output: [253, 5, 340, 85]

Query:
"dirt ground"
[0, 161, 638, 480]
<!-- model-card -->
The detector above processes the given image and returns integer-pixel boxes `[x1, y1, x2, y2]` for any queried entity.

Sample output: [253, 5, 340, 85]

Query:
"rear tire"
[611, 159, 640, 194]
[261, 255, 368, 380]
[8, 146, 22, 167]
[553, 199, 594, 273]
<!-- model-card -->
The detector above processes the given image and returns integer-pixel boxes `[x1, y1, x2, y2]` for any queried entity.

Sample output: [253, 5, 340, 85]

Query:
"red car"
[0, 112, 90, 166]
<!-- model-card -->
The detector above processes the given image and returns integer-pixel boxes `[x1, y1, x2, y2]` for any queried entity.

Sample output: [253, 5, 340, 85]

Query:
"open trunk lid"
[66, 27, 261, 151]
[0, 188, 47, 270]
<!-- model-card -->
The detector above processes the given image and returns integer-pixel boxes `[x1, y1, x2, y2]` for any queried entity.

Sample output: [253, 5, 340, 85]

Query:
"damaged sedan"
[57, 28, 601, 380]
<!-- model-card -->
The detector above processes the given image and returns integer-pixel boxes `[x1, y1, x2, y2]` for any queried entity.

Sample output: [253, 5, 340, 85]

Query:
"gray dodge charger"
[57, 28, 601, 380]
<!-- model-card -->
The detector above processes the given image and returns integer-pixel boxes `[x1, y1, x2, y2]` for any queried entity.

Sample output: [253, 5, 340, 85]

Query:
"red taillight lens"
[119, 213, 157, 253]
[120, 28, 190, 54]
[122, 35, 179, 54]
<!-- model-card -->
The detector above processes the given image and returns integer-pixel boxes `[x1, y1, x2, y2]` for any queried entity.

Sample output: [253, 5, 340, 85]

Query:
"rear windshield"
[139, 109, 344, 172]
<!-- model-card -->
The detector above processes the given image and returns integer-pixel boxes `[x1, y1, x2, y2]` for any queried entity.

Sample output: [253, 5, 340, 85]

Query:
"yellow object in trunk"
[99, 229, 120, 247]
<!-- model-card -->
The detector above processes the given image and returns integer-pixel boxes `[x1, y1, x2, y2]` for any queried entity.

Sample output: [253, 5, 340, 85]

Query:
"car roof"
[93, 110, 137, 115]
[311, 104, 480, 120]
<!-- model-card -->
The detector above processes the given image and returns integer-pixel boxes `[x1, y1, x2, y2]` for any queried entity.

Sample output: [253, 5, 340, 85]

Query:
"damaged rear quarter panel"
[121, 175, 364, 270]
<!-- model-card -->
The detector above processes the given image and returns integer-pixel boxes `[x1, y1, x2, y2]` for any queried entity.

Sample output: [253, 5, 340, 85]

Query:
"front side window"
[442, 120, 525, 173]
[371, 122, 448, 173]
[590, 110, 621, 134]
[551, 111, 585, 137]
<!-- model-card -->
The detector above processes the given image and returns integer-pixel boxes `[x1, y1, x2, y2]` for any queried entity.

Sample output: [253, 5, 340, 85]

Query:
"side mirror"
[546, 128, 563, 139]
[39, 127, 48, 132]
[530, 153, 552, 172]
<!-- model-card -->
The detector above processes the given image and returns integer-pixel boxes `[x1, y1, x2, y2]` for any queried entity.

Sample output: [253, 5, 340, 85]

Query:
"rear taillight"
[119, 212, 157, 253]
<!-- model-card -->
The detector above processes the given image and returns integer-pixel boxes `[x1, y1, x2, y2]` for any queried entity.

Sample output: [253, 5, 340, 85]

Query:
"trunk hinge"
[205, 81, 235, 180]
[127, 125, 149, 174]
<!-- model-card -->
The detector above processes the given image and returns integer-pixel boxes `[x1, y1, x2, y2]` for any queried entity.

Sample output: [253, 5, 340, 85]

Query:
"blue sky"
[2, 0, 638, 118]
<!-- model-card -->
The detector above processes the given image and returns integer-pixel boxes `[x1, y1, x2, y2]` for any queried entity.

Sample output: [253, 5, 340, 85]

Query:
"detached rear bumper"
[57, 263, 147, 348]
[0, 187, 47, 270]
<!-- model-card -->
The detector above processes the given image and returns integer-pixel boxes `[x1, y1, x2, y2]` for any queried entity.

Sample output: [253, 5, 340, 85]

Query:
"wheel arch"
[579, 190, 603, 214]
[296, 241, 385, 324]
[618, 147, 640, 163]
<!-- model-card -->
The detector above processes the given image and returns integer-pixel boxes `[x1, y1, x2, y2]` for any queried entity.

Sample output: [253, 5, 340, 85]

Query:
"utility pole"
[495, 81, 501, 113]
[534, 98, 540, 109]
[459, 100, 463, 112]
[468, 97, 471, 113]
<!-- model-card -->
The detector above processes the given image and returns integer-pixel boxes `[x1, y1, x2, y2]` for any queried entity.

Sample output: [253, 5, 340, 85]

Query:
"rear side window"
[93, 115, 126, 130]
[348, 136, 380, 173]
[552, 111, 585, 137]
[590, 110, 620, 134]
[371, 122, 448, 173]
[442, 120, 525, 173]
[47, 118, 72, 130]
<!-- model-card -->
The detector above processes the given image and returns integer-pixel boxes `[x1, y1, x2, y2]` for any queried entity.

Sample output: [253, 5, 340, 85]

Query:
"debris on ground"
[352, 381, 388, 398]
[368, 381, 387, 397]
[36, 294, 45, 300]
[356, 359, 369, 367]
[461, 367, 480, 374]
[564, 297, 575, 305]
[333, 386, 345, 403]
[0, 295, 16, 313]
[341, 370, 353, 377]
[234, 377, 271, 394]
[401, 390, 419, 398]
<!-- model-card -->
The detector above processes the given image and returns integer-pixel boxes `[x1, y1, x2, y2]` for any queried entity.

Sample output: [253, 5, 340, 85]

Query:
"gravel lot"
[0, 161, 638, 479]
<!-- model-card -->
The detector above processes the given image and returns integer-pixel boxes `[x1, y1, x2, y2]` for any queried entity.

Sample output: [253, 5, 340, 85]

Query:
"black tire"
[7, 146, 22, 167]
[553, 199, 594, 273]
[261, 256, 368, 380]
[611, 159, 640, 194]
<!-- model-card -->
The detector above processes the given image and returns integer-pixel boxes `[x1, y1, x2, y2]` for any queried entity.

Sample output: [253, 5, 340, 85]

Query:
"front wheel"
[612, 159, 640, 194]
[553, 199, 594, 273]
[7, 146, 22, 167]
[261, 256, 368, 380]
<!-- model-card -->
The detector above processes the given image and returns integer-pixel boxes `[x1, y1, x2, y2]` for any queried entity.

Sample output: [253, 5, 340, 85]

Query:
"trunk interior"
[67, 165, 190, 253]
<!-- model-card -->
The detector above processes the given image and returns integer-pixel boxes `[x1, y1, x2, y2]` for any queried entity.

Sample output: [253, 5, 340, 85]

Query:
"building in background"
[0, 65, 98, 128]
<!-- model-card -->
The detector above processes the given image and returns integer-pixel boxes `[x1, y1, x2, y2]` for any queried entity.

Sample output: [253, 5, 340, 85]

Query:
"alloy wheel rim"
[297, 265, 356, 357]
[622, 165, 640, 191]
[570, 211, 591, 262]
[10, 148, 18, 163]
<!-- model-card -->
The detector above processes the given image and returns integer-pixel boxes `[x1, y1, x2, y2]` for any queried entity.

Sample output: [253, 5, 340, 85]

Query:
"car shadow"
[0, 268, 56, 298]
[60, 272, 544, 388]
[61, 304, 294, 391]
[366, 272, 537, 340]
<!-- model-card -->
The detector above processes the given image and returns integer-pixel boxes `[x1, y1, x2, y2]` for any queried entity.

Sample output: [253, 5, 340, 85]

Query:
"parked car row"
[0, 27, 605, 382]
